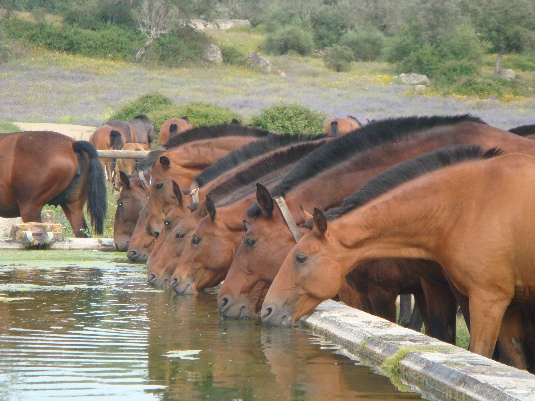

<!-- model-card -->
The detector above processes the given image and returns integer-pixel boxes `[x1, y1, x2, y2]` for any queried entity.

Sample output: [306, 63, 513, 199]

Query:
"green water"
[0, 251, 422, 400]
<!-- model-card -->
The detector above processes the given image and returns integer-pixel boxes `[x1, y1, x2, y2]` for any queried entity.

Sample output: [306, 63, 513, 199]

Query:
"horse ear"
[243, 220, 251, 232]
[205, 195, 216, 221]
[256, 183, 274, 218]
[299, 205, 313, 221]
[313, 208, 328, 237]
[119, 171, 130, 189]
[171, 180, 182, 206]
[159, 156, 170, 169]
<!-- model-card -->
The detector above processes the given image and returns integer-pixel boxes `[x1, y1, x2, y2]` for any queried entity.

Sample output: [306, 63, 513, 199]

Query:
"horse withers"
[0, 131, 107, 237]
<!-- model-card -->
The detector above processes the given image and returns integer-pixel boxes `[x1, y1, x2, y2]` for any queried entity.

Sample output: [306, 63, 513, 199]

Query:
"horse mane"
[508, 124, 535, 136]
[270, 115, 485, 199]
[313, 145, 503, 225]
[138, 123, 274, 170]
[195, 133, 327, 187]
[208, 138, 328, 203]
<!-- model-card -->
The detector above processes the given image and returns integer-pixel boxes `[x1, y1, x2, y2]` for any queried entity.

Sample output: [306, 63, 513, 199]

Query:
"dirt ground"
[1, 123, 97, 236]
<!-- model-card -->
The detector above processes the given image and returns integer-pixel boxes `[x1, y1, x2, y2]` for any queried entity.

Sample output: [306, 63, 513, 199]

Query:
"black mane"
[509, 124, 535, 136]
[270, 115, 485, 198]
[195, 133, 327, 187]
[138, 123, 274, 170]
[309, 145, 502, 226]
[208, 138, 328, 203]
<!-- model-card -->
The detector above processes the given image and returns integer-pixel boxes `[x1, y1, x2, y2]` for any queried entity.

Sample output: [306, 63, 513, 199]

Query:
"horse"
[261, 145, 535, 371]
[126, 202, 155, 263]
[113, 142, 151, 190]
[138, 123, 276, 239]
[217, 115, 535, 341]
[323, 116, 362, 137]
[147, 136, 329, 288]
[113, 171, 150, 251]
[108, 114, 155, 145]
[158, 117, 194, 149]
[0, 131, 106, 237]
[88, 125, 127, 183]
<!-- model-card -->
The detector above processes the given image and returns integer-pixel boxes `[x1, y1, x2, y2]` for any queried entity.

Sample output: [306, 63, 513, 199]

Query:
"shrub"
[311, 5, 350, 48]
[501, 53, 535, 72]
[149, 102, 243, 132]
[220, 44, 247, 66]
[441, 74, 531, 98]
[265, 25, 315, 56]
[324, 44, 354, 72]
[108, 93, 174, 122]
[339, 30, 387, 62]
[250, 103, 325, 134]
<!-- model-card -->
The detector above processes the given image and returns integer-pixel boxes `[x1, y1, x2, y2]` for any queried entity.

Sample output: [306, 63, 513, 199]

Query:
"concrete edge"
[300, 300, 535, 401]
[0, 238, 115, 250]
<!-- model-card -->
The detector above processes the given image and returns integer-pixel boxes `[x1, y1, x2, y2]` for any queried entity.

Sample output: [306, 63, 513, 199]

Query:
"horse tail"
[169, 123, 178, 139]
[330, 121, 340, 138]
[347, 115, 364, 127]
[73, 141, 107, 235]
[110, 130, 124, 150]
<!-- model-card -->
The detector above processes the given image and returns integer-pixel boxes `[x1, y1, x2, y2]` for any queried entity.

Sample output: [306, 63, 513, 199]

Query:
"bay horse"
[113, 171, 150, 251]
[218, 115, 535, 342]
[147, 136, 329, 288]
[324, 116, 362, 137]
[138, 123, 275, 239]
[88, 125, 126, 183]
[261, 145, 535, 371]
[126, 202, 155, 263]
[108, 114, 155, 145]
[113, 142, 151, 190]
[158, 117, 194, 149]
[0, 131, 106, 237]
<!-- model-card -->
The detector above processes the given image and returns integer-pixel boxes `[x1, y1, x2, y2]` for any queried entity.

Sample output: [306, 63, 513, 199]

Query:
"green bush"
[324, 45, 354, 72]
[108, 93, 174, 122]
[265, 25, 315, 56]
[250, 103, 325, 134]
[311, 5, 350, 48]
[148, 102, 243, 132]
[339, 30, 386, 62]
[144, 27, 210, 67]
[442, 75, 531, 98]
[1, 18, 142, 60]
[220, 44, 247, 66]
[0, 121, 20, 133]
[501, 53, 535, 72]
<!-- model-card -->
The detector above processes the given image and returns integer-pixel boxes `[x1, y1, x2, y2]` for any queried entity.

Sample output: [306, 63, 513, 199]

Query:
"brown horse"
[108, 114, 155, 145]
[139, 123, 275, 239]
[0, 131, 106, 237]
[126, 202, 155, 263]
[261, 145, 535, 371]
[217, 115, 535, 341]
[146, 134, 330, 287]
[113, 171, 150, 251]
[113, 142, 151, 190]
[158, 117, 194, 149]
[323, 116, 362, 137]
[88, 125, 126, 183]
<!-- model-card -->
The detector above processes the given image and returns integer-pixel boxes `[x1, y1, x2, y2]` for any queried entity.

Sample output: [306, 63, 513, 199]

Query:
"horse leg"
[420, 278, 457, 344]
[468, 295, 509, 359]
[60, 201, 89, 238]
[398, 294, 412, 326]
[368, 289, 397, 323]
[495, 303, 527, 370]
[410, 290, 427, 334]
[19, 203, 43, 223]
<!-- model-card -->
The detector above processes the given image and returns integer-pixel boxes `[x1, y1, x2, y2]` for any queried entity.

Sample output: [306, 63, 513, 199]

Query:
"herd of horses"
[2, 114, 535, 374]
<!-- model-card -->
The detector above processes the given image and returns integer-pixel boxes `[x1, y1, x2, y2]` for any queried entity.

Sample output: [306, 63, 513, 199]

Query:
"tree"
[461, 0, 535, 74]
[134, 0, 177, 61]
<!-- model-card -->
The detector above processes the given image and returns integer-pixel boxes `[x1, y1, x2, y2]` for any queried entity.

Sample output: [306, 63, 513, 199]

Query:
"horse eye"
[192, 236, 201, 244]
[117, 202, 123, 207]
[245, 238, 256, 247]
[176, 232, 185, 239]
[295, 253, 308, 264]
[156, 182, 164, 189]
[164, 220, 171, 227]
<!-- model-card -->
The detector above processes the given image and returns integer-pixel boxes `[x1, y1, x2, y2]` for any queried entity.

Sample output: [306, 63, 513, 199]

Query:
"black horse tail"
[330, 121, 340, 138]
[110, 130, 124, 150]
[169, 123, 178, 139]
[73, 141, 107, 235]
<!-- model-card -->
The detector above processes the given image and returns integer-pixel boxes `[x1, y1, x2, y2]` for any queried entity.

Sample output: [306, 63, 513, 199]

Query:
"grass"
[0, 121, 20, 132]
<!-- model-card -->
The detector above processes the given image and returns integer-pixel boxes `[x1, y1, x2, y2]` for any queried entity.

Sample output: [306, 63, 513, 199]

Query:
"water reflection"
[0, 251, 422, 400]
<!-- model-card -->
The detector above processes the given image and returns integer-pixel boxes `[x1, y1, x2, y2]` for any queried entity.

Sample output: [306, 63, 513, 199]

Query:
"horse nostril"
[154, 231, 160, 239]
[148, 273, 157, 283]
[219, 296, 230, 311]
[170, 277, 178, 288]
[261, 306, 273, 319]
[127, 250, 138, 260]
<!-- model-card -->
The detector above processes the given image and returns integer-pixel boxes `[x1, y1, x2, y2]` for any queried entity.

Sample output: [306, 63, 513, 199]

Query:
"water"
[0, 250, 422, 400]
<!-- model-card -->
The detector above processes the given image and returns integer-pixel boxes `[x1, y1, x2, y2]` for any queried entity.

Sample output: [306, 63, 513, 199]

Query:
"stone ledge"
[0, 238, 115, 250]
[300, 300, 535, 401]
